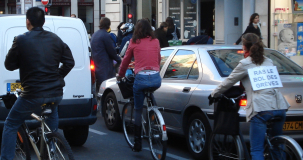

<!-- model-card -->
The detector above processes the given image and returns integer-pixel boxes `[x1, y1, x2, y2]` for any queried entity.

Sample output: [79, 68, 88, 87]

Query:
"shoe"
[132, 124, 142, 152]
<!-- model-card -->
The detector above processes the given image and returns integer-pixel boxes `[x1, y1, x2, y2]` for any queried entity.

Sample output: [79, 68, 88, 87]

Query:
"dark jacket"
[154, 28, 169, 48]
[5, 27, 75, 98]
[119, 32, 133, 53]
[117, 30, 124, 46]
[235, 23, 261, 45]
[166, 25, 180, 40]
[91, 29, 121, 87]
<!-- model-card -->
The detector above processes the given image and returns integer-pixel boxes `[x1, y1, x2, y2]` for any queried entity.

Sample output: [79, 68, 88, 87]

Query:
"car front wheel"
[103, 92, 121, 131]
[186, 112, 211, 160]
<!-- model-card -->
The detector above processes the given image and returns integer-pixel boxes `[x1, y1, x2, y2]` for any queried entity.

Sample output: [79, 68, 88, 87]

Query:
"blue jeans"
[250, 110, 286, 160]
[133, 73, 161, 126]
[0, 96, 62, 160]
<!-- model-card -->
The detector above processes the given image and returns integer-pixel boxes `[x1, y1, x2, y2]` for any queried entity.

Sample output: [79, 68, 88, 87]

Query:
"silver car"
[98, 45, 303, 159]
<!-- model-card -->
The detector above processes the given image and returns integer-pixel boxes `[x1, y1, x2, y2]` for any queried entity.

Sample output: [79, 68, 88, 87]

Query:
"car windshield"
[208, 49, 303, 77]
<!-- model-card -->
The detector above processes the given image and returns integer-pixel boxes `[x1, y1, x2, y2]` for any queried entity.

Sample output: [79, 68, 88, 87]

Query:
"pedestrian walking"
[91, 17, 121, 91]
[165, 17, 180, 40]
[117, 19, 161, 152]
[107, 27, 118, 48]
[209, 33, 290, 160]
[234, 13, 261, 45]
[1, 7, 75, 159]
[119, 22, 134, 54]
[154, 22, 169, 48]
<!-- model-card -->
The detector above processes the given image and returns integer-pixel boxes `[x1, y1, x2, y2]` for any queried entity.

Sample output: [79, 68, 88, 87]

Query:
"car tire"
[185, 112, 211, 160]
[103, 92, 122, 131]
[63, 125, 89, 146]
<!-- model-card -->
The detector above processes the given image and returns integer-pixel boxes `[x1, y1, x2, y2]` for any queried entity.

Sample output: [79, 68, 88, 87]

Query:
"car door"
[154, 49, 201, 130]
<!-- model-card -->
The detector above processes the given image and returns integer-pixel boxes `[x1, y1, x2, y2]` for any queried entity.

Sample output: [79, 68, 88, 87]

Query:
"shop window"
[183, 0, 197, 39]
[168, 0, 181, 33]
[78, 5, 94, 34]
[164, 50, 197, 79]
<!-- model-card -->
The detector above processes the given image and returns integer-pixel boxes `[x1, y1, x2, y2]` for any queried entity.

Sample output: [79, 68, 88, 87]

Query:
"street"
[71, 112, 193, 160]
[29, 111, 193, 160]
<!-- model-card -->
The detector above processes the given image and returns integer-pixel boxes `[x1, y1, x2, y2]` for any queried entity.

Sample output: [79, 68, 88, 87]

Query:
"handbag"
[212, 86, 243, 135]
[171, 26, 178, 40]
[118, 75, 134, 99]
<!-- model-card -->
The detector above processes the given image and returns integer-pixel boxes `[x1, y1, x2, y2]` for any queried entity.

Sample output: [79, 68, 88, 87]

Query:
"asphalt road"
[28, 112, 194, 160]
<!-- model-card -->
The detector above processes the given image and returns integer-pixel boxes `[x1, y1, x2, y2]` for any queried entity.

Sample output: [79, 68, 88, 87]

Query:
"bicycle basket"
[213, 86, 244, 135]
[118, 74, 135, 99]
[2, 93, 17, 109]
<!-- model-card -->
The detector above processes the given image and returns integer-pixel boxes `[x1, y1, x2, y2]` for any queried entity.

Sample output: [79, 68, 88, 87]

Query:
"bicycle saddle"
[144, 87, 158, 93]
[268, 116, 283, 123]
[41, 102, 54, 116]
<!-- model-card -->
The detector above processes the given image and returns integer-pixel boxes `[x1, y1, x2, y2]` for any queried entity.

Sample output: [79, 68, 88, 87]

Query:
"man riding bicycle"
[1, 7, 74, 160]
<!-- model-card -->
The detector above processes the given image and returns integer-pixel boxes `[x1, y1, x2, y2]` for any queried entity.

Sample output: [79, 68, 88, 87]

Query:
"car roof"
[162, 44, 273, 51]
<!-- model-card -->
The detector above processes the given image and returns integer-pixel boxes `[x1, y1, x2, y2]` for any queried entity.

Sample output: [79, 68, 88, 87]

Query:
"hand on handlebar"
[208, 94, 215, 106]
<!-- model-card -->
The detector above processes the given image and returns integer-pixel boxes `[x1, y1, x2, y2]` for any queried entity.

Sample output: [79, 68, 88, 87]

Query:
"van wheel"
[63, 125, 89, 146]
[185, 112, 211, 160]
[103, 92, 121, 131]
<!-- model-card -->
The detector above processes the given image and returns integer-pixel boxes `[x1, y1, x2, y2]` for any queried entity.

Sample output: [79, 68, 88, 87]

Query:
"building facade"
[0, 0, 100, 35]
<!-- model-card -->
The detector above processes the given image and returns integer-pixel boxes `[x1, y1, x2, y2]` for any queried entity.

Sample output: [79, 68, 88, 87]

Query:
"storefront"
[0, 1, 4, 14]
[270, 0, 303, 66]
[78, 0, 94, 34]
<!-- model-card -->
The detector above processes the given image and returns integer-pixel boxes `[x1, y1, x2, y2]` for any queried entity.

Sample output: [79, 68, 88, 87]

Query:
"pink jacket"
[119, 37, 161, 77]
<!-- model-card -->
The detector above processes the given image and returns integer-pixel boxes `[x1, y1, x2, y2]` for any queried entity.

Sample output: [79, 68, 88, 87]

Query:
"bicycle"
[208, 91, 303, 160]
[0, 90, 74, 160]
[119, 73, 168, 160]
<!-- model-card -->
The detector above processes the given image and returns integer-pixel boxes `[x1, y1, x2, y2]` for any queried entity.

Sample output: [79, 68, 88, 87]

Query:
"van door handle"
[182, 87, 191, 92]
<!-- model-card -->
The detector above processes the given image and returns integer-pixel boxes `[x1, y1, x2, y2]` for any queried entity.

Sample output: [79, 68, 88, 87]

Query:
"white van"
[0, 15, 97, 146]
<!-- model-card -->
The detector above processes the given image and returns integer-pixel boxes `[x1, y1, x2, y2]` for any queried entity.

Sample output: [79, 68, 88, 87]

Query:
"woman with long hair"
[210, 33, 289, 160]
[165, 17, 180, 40]
[154, 22, 169, 48]
[117, 19, 161, 152]
[234, 13, 261, 45]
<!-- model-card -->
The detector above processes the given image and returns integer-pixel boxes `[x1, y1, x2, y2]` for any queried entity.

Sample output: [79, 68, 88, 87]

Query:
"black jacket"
[5, 27, 75, 98]
[154, 28, 169, 48]
[235, 23, 261, 44]
[166, 25, 180, 40]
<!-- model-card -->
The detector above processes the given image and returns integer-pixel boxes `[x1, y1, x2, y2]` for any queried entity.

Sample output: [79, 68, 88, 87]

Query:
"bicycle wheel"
[14, 127, 31, 160]
[148, 110, 167, 160]
[45, 132, 74, 160]
[208, 133, 244, 160]
[122, 102, 135, 148]
[264, 136, 302, 160]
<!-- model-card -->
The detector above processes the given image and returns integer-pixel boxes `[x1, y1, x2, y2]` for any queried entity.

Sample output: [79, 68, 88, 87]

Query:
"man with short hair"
[1, 7, 74, 160]
[71, 14, 76, 18]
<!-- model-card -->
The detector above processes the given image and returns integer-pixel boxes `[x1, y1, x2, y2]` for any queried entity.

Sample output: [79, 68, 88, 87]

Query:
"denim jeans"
[0, 96, 62, 160]
[250, 110, 286, 160]
[133, 73, 161, 126]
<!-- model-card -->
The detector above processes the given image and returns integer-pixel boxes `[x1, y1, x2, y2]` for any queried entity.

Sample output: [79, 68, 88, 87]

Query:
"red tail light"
[240, 99, 247, 107]
[93, 104, 97, 111]
[237, 50, 244, 54]
[90, 58, 96, 84]
[172, 69, 177, 72]
[163, 125, 166, 131]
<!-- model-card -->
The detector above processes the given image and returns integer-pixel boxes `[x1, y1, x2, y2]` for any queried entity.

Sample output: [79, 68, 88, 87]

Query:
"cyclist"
[117, 19, 161, 152]
[119, 22, 134, 54]
[1, 7, 74, 160]
[208, 33, 290, 160]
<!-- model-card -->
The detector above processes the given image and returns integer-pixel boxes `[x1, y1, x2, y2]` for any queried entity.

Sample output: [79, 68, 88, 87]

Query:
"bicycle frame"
[143, 92, 168, 141]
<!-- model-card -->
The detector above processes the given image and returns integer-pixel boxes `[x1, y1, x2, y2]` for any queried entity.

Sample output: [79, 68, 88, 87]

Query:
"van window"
[208, 49, 303, 77]
[56, 28, 85, 69]
[5, 27, 28, 53]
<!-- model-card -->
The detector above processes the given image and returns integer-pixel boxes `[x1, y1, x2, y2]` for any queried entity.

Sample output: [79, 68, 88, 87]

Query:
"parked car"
[0, 15, 97, 146]
[98, 45, 303, 159]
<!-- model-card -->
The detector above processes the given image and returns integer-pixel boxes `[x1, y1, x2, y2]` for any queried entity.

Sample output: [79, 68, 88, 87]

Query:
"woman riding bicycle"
[117, 19, 161, 152]
[209, 33, 290, 160]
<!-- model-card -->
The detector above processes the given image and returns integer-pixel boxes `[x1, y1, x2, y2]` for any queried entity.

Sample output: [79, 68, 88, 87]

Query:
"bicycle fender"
[271, 135, 303, 160]
[149, 107, 168, 141]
